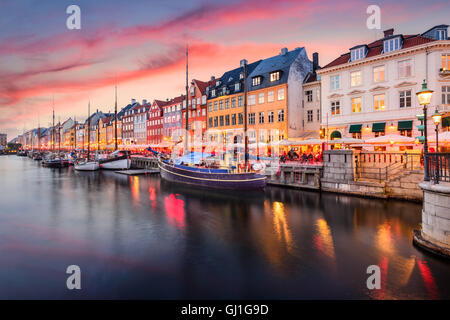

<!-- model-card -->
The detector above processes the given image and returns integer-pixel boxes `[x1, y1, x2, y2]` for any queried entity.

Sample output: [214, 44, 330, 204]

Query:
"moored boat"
[74, 159, 100, 171]
[99, 150, 131, 170]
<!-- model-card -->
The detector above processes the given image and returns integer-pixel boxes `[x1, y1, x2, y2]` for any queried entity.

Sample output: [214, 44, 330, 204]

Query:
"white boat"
[74, 159, 100, 171]
[99, 150, 131, 170]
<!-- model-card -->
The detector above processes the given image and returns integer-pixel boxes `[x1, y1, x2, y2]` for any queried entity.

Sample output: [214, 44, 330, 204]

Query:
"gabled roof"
[323, 32, 436, 69]
[194, 79, 216, 95]
[166, 95, 185, 107]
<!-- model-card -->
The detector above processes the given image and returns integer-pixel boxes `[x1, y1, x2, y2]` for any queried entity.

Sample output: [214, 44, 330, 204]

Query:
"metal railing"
[426, 153, 450, 183]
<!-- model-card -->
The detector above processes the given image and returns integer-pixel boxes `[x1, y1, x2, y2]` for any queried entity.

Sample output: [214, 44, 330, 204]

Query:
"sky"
[0, 0, 449, 139]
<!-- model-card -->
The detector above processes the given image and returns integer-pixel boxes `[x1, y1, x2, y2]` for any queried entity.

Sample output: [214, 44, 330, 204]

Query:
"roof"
[323, 34, 436, 69]
[208, 60, 262, 99]
[153, 99, 169, 109]
[166, 95, 185, 107]
[303, 72, 319, 84]
[248, 47, 307, 90]
[194, 79, 216, 94]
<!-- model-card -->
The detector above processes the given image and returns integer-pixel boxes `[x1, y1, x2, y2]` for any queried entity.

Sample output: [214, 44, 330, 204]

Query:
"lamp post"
[416, 80, 434, 181]
[432, 108, 442, 184]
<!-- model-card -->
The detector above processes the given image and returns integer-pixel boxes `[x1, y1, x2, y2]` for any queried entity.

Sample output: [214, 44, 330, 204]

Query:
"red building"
[182, 78, 216, 145]
[147, 100, 167, 145]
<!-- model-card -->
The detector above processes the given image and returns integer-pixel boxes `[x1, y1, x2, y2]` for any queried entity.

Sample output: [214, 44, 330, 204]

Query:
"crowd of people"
[280, 149, 323, 164]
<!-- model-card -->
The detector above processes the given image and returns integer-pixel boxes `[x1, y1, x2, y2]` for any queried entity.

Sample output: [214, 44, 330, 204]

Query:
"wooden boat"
[158, 159, 266, 190]
[74, 159, 100, 171]
[99, 150, 131, 170]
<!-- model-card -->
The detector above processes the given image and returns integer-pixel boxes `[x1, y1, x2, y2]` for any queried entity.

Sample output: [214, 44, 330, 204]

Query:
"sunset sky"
[0, 0, 448, 139]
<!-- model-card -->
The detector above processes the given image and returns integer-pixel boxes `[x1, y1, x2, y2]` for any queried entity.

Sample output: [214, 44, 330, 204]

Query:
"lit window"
[331, 101, 340, 115]
[252, 77, 261, 86]
[350, 71, 361, 87]
[373, 66, 385, 82]
[442, 54, 450, 71]
[268, 91, 274, 102]
[258, 93, 264, 104]
[374, 94, 385, 111]
[351, 97, 361, 112]
[270, 71, 280, 82]
[277, 89, 285, 101]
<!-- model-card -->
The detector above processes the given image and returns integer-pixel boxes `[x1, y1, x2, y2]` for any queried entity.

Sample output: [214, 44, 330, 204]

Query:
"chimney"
[313, 52, 319, 72]
[131, 98, 136, 104]
[210, 76, 215, 82]
[142, 99, 147, 105]
[166, 98, 169, 102]
[280, 47, 288, 56]
[383, 28, 394, 37]
[240, 59, 248, 67]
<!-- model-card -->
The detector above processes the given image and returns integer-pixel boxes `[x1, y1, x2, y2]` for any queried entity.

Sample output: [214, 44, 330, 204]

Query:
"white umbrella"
[278, 139, 292, 146]
[365, 134, 415, 144]
[296, 138, 323, 145]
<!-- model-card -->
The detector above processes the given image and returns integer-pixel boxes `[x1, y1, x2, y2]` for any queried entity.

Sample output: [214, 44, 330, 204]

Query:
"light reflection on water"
[0, 156, 449, 299]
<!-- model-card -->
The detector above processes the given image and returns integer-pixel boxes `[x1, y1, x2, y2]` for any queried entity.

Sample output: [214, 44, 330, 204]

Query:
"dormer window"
[211, 89, 216, 97]
[350, 46, 366, 61]
[252, 76, 262, 86]
[239, 73, 244, 79]
[216, 81, 221, 86]
[270, 71, 280, 82]
[383, 36, 401, 53]
[228, 77, 233, 82]
[235, 83, 240, 91]
[437, 29, 447, 40]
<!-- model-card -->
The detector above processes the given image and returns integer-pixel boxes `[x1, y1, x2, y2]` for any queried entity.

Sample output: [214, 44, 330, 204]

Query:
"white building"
[317, 25, 450, 151]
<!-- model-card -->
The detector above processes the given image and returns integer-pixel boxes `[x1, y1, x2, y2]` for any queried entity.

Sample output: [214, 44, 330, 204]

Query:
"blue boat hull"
[158, 160, 266, 190]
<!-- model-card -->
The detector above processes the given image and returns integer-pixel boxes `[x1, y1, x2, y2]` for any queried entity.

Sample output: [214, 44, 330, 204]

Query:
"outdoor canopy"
[398, 120, 413, 130]
[348, 124, 362, 133]
[372, 122, 386, 132]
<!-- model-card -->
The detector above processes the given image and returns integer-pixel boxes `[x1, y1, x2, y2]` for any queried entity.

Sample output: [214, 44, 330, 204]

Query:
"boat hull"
[158, 160, 266, 190]
[100, 158, 131, 170]
[74, 161, 100, 171]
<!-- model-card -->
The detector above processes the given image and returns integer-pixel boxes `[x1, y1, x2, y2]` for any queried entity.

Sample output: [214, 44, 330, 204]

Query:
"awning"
[349, 124, 362, 133]
[372, 122, 386, 132]
[330, 131, 342, 139]
[443, 116, 450, 128]
[398, 120, 413, 130]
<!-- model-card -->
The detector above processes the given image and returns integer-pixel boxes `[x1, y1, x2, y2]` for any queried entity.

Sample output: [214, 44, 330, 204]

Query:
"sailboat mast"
[87, 102, 91, 160]
[73, 116, 77, 151]
[38, 116, 41, 152]
[244, 61, 249, 168]
[185, 44, 189, 154]
[52, 107, 55, 153]
[115, 85, 118, 151]
[58, 117, 61, 152]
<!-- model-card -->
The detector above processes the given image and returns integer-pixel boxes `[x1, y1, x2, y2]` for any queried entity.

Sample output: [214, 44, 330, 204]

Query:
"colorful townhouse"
[122, 99, 139, 145]
[206, 59, 261, 149]
[182, 78, 216, 145]
[301, 54, 322, 141]
[134, 100, 151, 145]
[147, 100, 167, 145]
[163, 95, 184, 142]
[317, 25, 450, 151]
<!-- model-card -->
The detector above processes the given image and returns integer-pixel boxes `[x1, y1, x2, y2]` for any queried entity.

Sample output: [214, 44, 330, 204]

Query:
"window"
[383, 37, 401, 53]
[352, 132, 362, 139]
[398, 60, 412, 78]
[235, 83, 240, 91]
[350, 71, 361, 87]
[225, 115, 230, 126]
[270, 71, 280, 82]
[258, 93, 264, 104]
[352, 97, 361, 113]
[214, 117, 218, 127]
[317, 109, 320, 122]
[277, 89, 285, 100]
[258, 112, 264, 124]
[437, 29, 447, 40]
[219, 116, 224, 126]
[374, 94, 385, 111]
[268, 91, 274, 102]
[278, 109, 284, 122]
[442, 54, 450, 71]
[248, 113, 255, 125]
[231, 114, 236, 125]
[330, 75, 340, 90]
[374, 132, 385, 138]
[248, 95, 256, 106]
[219, 100, 223, 110]
[443, 86, 450, 104]
[399, 90, 412, 108]
[305, 90, 313, 102]
[307, 110, 313, 122]
[351, 47, 366, 61]
[211, 89, 216, 97]
[400, 129, 412, 137]
[214, 101, 218, 111]
[331, 101, 340, 115]
[238, 95, 243, 107]
[373, 66, 385, 82]
[252, 77, 261, 86]
[225, 99, 230, 109]
[231, 97, 236, 108]
[267, 111, 274, 123]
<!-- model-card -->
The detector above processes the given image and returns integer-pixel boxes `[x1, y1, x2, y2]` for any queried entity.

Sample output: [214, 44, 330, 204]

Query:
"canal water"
[0, 155, 449, 299]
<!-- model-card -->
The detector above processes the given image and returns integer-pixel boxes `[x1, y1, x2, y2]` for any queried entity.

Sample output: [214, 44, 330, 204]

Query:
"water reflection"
[0, 156, 449, 299]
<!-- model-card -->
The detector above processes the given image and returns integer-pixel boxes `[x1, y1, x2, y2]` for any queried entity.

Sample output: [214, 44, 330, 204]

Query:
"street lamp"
[432, 108, 442, 184]
[416, 79, 434, 181]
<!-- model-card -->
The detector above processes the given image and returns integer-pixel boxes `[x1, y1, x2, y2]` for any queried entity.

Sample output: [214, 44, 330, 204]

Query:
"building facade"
[317, 25, 450, 151]
[147, 100, 167, 145]
[0, 133, 6, 146]
[122, 99, 139, 145]
[134, 100, 151, 145]
[163, 96, 184, 142]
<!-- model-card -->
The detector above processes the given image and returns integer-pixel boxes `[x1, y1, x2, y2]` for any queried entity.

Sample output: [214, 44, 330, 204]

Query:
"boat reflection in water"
[1, 156, 450, 299]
